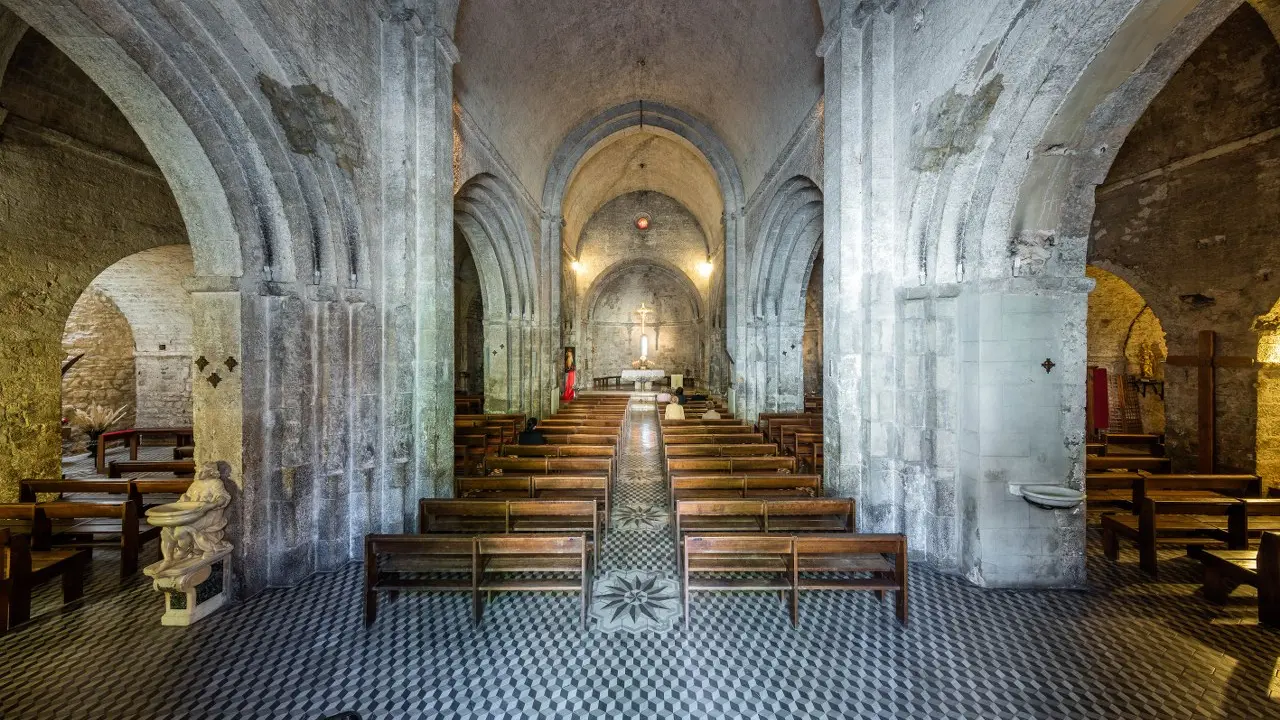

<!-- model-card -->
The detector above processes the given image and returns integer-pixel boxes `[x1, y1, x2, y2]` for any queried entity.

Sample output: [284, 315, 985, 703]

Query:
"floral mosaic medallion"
[612, 502, 669, 531]
[623, 465, 666, 487]
[590, 571, 680, 634]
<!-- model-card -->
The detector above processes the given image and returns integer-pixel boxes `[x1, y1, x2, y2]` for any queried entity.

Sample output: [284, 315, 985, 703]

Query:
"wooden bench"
[1085, 472, 1142, 513]
[1200, 531, 1279, 627]
[107, 459, 196, 478]
[793, 534, 906, 626]
[95, 426, 193, 474]
[363, 534, 476, 627]
[483, 456, 612, 484]
[456, 475, 611, 527]
[670, 475, 823, 505]
[1101, 497, 1246, 576]
[43, 500, 158, 578]
[664, 444, 779, 458]
[1136, 473, 1260, 507]
[542, 433, 619, 446]
[1086, 455, 1171, 473]
[661, 434, 765, 446]
[20, 479, 138, 508]
[418, 499, 599, 567]
[681, 533, 907, 627]
[475, 534, 590, 627]
[667, 457, 796, 477]
[1103, 432, 1166, 456]
[674, 498, 855, 559]
[2, 527, 90, 632]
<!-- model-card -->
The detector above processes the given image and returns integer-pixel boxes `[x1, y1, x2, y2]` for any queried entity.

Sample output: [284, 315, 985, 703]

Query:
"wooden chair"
[1200, 531, 1279, 627]
[363, 534, 475, 627]
[475, 534, 590, 627]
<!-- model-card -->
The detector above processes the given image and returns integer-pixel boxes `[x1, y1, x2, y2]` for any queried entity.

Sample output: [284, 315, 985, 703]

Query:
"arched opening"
[803, 252, 824, 398]
[61, 246, 194, 467]
[454, 236, 485, 398]
[1085, 265, 1167, 439]
[0, 25, 192, 494]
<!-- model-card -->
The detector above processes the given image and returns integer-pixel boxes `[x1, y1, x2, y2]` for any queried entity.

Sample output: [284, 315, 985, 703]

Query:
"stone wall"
[1091, 6, 1280, 474]
[60, 287, 137, 448]
[587, 265, 703, 380]
[0, 29, 186, 499]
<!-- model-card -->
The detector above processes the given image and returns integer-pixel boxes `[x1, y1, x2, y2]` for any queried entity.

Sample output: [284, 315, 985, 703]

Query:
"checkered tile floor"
[1, 407, 1276, 718]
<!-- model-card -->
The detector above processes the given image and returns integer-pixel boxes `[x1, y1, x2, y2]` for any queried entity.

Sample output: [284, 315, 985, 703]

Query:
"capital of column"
[817, 0, 895, 57]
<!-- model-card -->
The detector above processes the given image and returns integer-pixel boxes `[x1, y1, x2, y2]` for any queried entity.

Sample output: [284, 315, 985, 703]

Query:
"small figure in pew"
[517, 418, 546, 445]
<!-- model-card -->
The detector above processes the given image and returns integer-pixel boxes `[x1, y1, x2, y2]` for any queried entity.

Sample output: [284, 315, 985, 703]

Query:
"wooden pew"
[484, 456, 612, 482]
[363, 534, 476, 627]
[670, 475, 823, 505]
[682, 535, 794, 626]
[455, 475, 611, 527]
[1085, 472, 1142, 513]
[776, 420, 822, 453]
[793, 534, 907, 626]
[500, 444, 617, 480]
[664, 444, 779, 458]
[1086, 455, 1171, 473]
[661, 434, 765, 445]
[95, 426, 193, 474]
[660, 419, 747, 428]
[660, 424, 753, 434]
[44, 501, 157, 578]
[1103, 432, 1166, 456]
[20, 479, 138, 508]
[542, 433, 619, 447]
[793, 432, 822, 466]
[667, 457, 797, 477]
[1101, 497, 1246, 576]
[1200, 531, 1279, 627]
[674, 498, 855, 559]
[681, 533, 908, 627]
[2, 527, 90, 632]
[475, 534, 590, 627]
[108, 459, 196, 478]
[1136, 473, 1260, 508]
[418, 498, 599, 567]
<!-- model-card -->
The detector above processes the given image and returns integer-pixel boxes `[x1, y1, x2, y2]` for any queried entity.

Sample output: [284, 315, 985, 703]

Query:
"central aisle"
[587, 399, 683, 631]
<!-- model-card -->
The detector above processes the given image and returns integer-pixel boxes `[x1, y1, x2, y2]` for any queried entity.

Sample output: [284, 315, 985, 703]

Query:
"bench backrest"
[684, 534, 792, 555]
[1140, 497, 1246, 547]
[664, 444, 778, 458]
[418, 500, 509, 533]
[365, 534, 475, 562]
[542, 434, 619, 446]
[762, 499, 855, 531]
[500, 445, 614, 459]
[476, 534, 585, 555]
[662, 434, 764, 445]
[19, 480, 135, 505]
[455, 476, 533, 497]
[668, 457, 796, 475]
[792, 533, 904, 556]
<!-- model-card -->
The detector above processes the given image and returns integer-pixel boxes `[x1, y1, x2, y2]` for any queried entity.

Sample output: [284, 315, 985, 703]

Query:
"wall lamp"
[571, 259, 584, 273]
[697, 257, 714, 278]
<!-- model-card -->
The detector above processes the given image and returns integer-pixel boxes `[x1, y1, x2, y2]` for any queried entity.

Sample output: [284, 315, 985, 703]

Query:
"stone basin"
[146, 501, 211, 527]
[1019, 485, 1085, 510]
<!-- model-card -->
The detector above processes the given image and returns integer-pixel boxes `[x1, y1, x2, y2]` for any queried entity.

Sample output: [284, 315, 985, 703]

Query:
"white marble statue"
[151, 460, 232, 574]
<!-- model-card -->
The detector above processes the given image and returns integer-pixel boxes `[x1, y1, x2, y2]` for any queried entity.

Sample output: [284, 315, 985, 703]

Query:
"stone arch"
[742, 176, 823, 420]
[1086, 264, 1168, 437]
[454, 173, 538, 412]
[543, 101, 747, 387]
[583, 259, 707, 380]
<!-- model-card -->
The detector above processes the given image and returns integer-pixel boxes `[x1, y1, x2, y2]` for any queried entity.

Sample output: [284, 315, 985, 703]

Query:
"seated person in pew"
[674, 387, 687, 406]
[702, 408, 721, 420]
[517, 418, 546, 445]
[665, 402, 686, 420]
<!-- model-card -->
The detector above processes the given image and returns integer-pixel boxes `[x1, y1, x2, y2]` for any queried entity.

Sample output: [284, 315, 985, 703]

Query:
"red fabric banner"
[1092, 367, 1109, 431]
[562, 369, 577, 403]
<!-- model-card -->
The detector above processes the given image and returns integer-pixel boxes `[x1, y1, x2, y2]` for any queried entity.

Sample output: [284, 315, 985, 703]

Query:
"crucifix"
[635, 302, 654, 360]
[1164, 330, 1258, 473]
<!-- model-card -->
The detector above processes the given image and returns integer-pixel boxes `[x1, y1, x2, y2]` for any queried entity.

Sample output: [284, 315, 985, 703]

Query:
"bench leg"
[9, 580, 32, 627]
[1138, 541, 1158, 577]
[62, 558, 87, 605]
[471, 589, 483, 627]
[1102, 526, 1119, 561]
[363, 590, 377, 627]
[1201, 565, 1233, 604]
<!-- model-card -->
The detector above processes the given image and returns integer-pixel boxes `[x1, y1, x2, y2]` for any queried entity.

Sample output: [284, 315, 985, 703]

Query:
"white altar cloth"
[620, 368, 665, 389]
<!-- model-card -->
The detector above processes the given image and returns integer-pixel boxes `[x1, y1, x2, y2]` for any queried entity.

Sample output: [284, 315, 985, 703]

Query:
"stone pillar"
[379, 3, 457, 519]
[775, 318, 806, 411]
[955, 277, 1090, 588]
[484, 320, 510, 412]
[819, 3, 870, 502]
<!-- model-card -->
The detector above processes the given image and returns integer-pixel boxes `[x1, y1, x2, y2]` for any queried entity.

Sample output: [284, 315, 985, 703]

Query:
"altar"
[620, 368, 665, 390]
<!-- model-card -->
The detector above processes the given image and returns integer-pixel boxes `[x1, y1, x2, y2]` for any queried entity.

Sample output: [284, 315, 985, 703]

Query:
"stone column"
[955, 277, 1090, 588]
[819, 3, 870, 502]
[379, 3, 458, 523]
[483, 320, 510, 412]
[775, 318, 806, 411]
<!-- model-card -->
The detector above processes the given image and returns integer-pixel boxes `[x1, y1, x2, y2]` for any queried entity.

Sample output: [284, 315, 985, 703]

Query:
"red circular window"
[635, 215, 651, 231]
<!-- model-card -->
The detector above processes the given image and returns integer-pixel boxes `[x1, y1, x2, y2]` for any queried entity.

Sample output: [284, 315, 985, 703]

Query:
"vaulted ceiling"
[454, 0, 825, 202]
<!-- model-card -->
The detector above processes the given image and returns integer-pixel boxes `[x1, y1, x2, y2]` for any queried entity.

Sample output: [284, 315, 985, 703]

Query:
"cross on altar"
[635, 302, 654, 359]
[1164, 330, 1258, 473]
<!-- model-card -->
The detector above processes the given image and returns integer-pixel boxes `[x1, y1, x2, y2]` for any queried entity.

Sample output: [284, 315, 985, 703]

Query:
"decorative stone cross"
[635, 302, 654, 360]
[1164, 330, 1258, 473]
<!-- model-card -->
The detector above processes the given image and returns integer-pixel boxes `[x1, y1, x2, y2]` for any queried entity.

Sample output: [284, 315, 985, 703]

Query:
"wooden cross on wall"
[1164, 330, 1258, 473]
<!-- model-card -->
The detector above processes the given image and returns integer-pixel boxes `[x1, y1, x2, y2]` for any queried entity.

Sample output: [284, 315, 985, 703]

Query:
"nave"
[2, 397, 1277, 719]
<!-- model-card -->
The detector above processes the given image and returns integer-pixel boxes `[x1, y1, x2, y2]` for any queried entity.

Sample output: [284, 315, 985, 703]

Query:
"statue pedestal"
[621, 368, 665, 390]
[145, 549, 232, 626]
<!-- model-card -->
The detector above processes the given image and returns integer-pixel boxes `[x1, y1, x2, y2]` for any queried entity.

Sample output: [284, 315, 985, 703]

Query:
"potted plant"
[75, 404, 130, 456]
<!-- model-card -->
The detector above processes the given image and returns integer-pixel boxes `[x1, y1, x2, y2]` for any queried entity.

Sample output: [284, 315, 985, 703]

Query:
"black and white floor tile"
[0, 404, 1277, 718]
